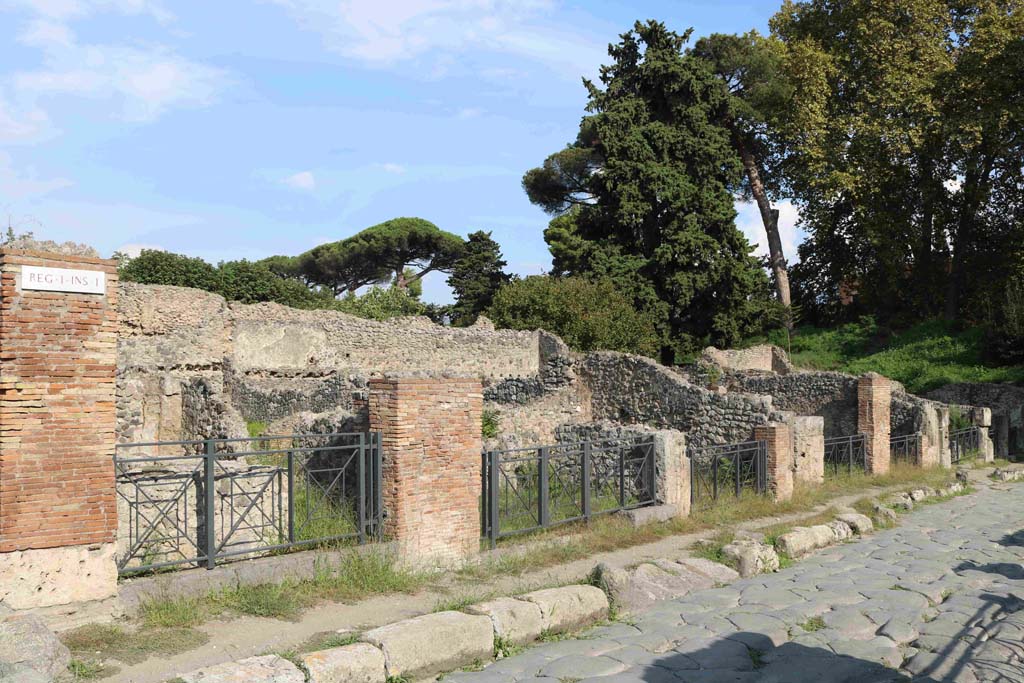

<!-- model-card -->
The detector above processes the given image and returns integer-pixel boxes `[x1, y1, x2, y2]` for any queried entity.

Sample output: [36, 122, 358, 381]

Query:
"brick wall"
[0, 250, 118, 552]
[368, 375, 482, 564]
[755, 423, 793, 502]
[858, 373, 892, 475]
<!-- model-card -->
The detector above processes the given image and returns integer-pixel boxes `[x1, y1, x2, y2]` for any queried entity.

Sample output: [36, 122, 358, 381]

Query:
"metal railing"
[890, 433, 922, 465]
[824, 433, 867, 476]
[689, 439, 768, 509]
[950, 427, 981, 464]
[481, 436, 657, 546]
[114, 432, 382, 575]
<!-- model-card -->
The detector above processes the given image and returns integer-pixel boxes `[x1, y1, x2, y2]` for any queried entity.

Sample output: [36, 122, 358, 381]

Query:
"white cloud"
[0, 151, 72, 200]
[736, 199, 804, 264]
[457, 106, 483, 119]
[265, 0, 602, 78]
[376, 162, 406, 174]
[3, 1, 222, 127]
[282, 170, 316, 190]
[115, 242, 164, 257]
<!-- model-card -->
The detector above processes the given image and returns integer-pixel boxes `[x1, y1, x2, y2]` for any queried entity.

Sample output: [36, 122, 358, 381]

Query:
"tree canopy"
[447, 231, 511, 325]
[297, 217, 464, 295]
[523, 21, 774, 361]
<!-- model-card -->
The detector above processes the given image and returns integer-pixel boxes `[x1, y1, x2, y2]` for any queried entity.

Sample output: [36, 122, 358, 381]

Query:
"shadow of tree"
[996, 529, 1024, 548]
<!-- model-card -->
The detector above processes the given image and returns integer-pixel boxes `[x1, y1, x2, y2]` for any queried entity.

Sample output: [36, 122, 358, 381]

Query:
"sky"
[0, 0, 804, 303]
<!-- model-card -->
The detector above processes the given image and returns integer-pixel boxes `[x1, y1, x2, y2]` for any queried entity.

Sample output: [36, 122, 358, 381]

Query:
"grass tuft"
[62, 624, 208, 666]
[799, 616, 826, 632]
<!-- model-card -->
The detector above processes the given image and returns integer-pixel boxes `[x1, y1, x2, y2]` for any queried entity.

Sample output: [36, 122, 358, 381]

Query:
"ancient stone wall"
[579, 352, 779, 449]
[723, 371, 858, 438]
[701, 344, 794, 374]
[924, 382, 1024, 457]
[116, 283, 550, 443]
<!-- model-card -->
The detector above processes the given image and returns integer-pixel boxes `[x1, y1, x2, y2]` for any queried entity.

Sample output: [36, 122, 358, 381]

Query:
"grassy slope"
[750, 317, 1024, 394]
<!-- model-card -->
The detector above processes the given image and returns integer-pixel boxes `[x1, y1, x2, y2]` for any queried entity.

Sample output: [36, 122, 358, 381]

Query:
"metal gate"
[481, 435, 657, 546]
[824, 434, 867, 476]
[950, 427, 981, 464]
[890, 433, 921, 465]
[689, 440, 768, 509]
[114, 432, 382, 575]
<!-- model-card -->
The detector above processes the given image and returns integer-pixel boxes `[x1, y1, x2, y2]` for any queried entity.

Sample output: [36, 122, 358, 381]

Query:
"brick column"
[0, 249, 118, 611]
[858, 373, 892, 475]
[368, 374, 482, 565]
[754, 423, 792, 502]
[654, 430, 689, 518]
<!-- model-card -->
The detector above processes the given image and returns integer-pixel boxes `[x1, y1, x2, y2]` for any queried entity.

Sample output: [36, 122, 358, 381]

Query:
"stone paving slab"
[452, 479, 1024, 682]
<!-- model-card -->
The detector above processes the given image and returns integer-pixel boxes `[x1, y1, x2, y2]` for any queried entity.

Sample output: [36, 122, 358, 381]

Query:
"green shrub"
[334, 285, 426, 320]
[488, 276, 659, 356]
[481, 409, 500, 439]
[985, 276, 1024, 364]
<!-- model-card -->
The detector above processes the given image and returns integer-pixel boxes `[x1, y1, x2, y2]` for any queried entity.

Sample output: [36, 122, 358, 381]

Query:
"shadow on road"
[633, 635, 909, 682]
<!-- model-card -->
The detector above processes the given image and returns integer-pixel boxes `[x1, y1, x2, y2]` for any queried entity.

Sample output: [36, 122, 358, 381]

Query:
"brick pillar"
[754, 423, 792, 502]
[654, 430, 689, 518]
[0, 250, 118, 611]
[858, 373, 892, 475]
[790, 415, 824, 485]
[368, 374, 482, 565]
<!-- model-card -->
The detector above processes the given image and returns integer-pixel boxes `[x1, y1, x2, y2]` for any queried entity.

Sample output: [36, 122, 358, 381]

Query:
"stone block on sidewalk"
[361, 610, 493, 681]
[520, 585, 609, 633]
[465, 597, 544, 646]
[0, 614, 70, 682]
[721, 539, 780, 578]
[619, 504, 678, 527]
[303, 643, 386, 683]
[835, 512, 874, 535]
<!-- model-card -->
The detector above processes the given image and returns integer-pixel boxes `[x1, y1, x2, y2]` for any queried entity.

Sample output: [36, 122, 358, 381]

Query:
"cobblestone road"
[449, 479, 1024, 683]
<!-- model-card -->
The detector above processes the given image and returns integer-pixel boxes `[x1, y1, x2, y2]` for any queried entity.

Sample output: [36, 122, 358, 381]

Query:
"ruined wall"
[701, 344, 794, 374]
[579, 352, 779, 449]
[724, 371, 858, 438]
[116, 283, 550, 442]
[924, 382, 1024, 456]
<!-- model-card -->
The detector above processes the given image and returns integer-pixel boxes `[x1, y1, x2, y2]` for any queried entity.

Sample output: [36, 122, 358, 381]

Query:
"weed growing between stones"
[67, 658, 118, 680]
[386, 675, 410, 683]
[296, 630, 361, 653]
[800, 616, 826, 632]
[139, 594, 203, 628]
[494, 636, 525, 659]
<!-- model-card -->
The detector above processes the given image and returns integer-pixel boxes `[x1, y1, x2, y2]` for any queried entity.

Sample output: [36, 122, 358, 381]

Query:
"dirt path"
[106, 480, 941, 683]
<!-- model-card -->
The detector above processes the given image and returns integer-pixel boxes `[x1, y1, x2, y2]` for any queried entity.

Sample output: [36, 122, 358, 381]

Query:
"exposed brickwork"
[755, 423, 793, 502]
[368, 376, 482, 564]
[858, 373, 892, 475]
[0, 250, 118, 553]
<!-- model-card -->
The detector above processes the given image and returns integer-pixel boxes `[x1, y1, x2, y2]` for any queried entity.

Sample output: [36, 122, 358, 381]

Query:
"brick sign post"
[858, 372, 892, 475]
[368, 374, 482, 565]
[0, 250, 119, 612]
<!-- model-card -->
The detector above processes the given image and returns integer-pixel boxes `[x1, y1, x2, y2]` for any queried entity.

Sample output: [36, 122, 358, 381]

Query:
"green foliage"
[523, 22, 774, 359]
[799, 616, 826, 632]
[119, 249, 220, 291]
[488, 276, 659, 356]
[754, 317, 1024, 393]
[985, 276, 1024, 364]
[335, 285, 427, 320]
[246, 421, 268, 438]
[216, 259, 330, 308]
[214, 582, 306, 620]
[297, 217, 464, 295]
[481, 409, 500, 439]
[447, 231, 511, 325]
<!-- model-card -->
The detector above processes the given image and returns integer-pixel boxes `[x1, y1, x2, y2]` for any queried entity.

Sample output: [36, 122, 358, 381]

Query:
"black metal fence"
[114, 432, 382, 575]
[950, 426, 981, 464]
[824, 434, 867, 476]
[890, 433, 921, 465]
[481, 436, 657, 546]
[689, 440, 768, 509]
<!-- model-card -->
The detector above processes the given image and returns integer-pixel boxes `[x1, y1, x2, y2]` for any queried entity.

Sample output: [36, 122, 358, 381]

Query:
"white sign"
[22, 265, 106, 295]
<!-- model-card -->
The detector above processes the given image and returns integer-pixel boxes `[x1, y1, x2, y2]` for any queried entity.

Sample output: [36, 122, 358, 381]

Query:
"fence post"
[584, 441, 594, 520]
[488, 450, 500, 550]
[204, 439, 217, 570]
[358, 433, 367, 545]
[286, 449, 295, 543]
[539, 447, 551, 528]
[858, 372, 892, 475]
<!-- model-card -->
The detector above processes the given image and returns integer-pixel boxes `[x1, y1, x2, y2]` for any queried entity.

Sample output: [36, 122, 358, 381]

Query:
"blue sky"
[0, 0, 803, 303]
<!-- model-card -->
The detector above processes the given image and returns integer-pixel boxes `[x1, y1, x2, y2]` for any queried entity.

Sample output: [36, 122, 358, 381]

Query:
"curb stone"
[302, 642, 385, 683]
[520, 585, 609, 634]
[360, 611, 493, 682]
[178, 654, 304, 683]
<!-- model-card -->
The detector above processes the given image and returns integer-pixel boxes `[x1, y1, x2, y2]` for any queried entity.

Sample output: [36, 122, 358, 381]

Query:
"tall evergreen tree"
[447, 231, 511, 325]
[523, 21, 773, 361]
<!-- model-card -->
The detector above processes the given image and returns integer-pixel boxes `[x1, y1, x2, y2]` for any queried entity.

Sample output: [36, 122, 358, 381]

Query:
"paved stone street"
[449, 480, 1024, 683]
